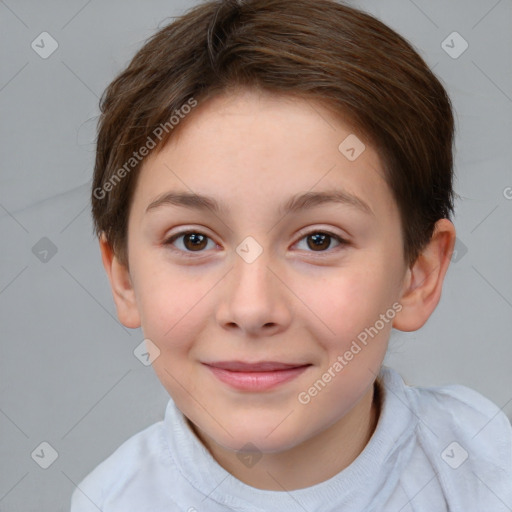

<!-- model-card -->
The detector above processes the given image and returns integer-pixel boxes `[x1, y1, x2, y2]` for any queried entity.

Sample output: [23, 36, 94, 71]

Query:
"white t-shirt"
[70, 365, 512, 511]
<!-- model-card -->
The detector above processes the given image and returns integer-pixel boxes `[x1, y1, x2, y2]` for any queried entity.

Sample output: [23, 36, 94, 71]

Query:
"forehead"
[131, 89, 397, 223]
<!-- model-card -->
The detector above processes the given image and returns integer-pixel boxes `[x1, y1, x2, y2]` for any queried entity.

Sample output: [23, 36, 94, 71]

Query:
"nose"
[215, 248, 293, 337]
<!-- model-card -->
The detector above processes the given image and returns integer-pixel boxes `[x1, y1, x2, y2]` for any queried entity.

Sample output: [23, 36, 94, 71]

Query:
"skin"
[99, 87, 456, 490]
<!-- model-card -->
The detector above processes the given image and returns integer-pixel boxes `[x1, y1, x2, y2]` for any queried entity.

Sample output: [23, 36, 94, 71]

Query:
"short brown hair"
[91, 0, 455, 268]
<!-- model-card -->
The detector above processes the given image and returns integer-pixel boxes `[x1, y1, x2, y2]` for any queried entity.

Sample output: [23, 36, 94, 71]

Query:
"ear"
[393, 218, 456, 332]
[99, 233, 141, 329]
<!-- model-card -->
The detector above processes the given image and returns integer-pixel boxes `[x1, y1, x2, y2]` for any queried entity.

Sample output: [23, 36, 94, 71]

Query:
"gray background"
[0, 0, 511, 510]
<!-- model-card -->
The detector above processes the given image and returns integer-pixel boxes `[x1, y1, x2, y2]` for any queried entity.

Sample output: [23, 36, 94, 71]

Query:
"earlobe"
[393, 219, 456, 332]
[99, 233, 141, 329]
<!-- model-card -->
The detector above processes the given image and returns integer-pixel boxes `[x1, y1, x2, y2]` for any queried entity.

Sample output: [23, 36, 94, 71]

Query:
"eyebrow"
[145, 189, 374, 217]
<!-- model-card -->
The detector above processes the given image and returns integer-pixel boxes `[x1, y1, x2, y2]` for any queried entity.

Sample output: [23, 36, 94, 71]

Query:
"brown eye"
[182, 233, 208, 251]
[165, 231, 215, 253]
[307, 233, 331, 251]
[296, 231, 346, 253]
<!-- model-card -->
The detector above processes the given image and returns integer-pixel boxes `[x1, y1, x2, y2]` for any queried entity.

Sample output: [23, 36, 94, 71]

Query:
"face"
[122, 88, 408, 454]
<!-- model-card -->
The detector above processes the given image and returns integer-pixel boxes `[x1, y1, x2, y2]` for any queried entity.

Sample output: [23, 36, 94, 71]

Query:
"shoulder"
[379, 368, 512, 507]
[380, 366, 510, 431]
[407, 378, 512, 441]
[404, 376, 512, 487]
[70, 419, 166, 511]
[379, 366, 511, 470]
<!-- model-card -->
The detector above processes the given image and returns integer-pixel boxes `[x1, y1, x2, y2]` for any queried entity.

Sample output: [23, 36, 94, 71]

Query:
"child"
[72, 0, 512, 510]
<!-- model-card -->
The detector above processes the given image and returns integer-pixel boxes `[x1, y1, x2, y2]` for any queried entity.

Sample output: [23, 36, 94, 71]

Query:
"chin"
[206, 420, 306, 454]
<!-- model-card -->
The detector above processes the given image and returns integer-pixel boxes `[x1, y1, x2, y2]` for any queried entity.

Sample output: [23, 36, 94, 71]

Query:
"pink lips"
[203, 360, 311, 391]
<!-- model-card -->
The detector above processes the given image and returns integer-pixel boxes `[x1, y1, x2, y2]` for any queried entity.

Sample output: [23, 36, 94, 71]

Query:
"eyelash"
[163, 229, 348, 257]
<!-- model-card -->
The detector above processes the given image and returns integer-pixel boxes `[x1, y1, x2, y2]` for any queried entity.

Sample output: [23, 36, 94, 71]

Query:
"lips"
[204, 361, 310, 372]
[202, 360, 312, 391]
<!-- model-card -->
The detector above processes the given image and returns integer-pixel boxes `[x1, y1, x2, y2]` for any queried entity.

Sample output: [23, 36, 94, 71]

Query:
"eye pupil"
[185, 233, 207, 251]
[307, 233, 330, 251]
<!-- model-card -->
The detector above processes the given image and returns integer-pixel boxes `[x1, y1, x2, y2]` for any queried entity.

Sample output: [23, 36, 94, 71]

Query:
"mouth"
[202, 360, 312, 391]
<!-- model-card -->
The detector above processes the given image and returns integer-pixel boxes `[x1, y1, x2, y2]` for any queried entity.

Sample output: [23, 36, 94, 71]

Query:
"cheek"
[295, 262, 392, 346]
[131, 257, 209, 352]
